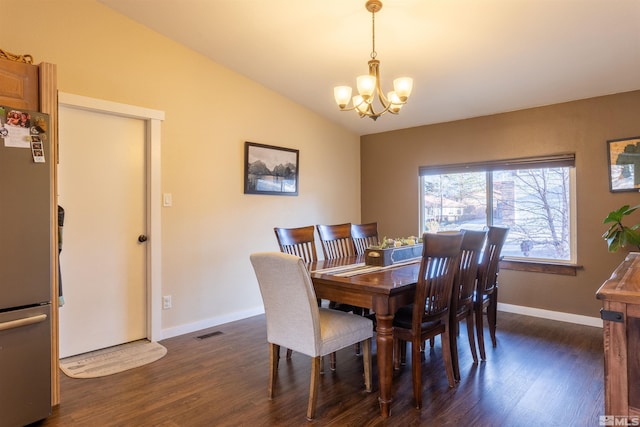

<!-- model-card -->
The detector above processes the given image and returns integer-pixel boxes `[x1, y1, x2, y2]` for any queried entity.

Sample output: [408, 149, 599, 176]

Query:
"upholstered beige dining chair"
[273, 225, 319, 360]
[249, 252, 373, 420]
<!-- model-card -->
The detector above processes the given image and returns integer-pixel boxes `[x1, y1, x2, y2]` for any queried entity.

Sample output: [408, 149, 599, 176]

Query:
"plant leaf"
[604, 205, 629, 223]
[602, 224, 619, 239]
[627, 228, 640, 246]
[623, 205, 640, 216]
[603, 205, 640, 251]
[607, 235, 621, 253]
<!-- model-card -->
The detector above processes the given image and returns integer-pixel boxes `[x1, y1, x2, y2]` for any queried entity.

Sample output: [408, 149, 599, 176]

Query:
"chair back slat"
[351, 222, 379, 255]
[477, 226, 509, 295]
[414, 232, 463, 327]
[274, 226, 318, 263]
[316, 223, 356, 260]
[455, 230, 487, 306]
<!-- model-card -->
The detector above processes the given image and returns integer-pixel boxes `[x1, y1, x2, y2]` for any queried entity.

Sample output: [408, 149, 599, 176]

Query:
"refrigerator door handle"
[0, 313, 47, 332]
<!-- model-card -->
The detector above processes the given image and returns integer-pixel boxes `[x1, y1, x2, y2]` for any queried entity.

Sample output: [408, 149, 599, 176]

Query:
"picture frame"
[244, 142, 299, 196]
[607, 136, 640, 193]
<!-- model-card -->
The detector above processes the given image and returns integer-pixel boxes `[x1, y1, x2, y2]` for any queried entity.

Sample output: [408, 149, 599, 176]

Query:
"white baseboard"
[160, 306, 265, 340]
[160, 303, 601, 341]
[498, 303, 602, 328]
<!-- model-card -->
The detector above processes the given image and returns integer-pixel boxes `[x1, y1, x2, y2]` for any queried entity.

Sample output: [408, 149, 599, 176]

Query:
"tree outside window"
[420, 163, 574, 262]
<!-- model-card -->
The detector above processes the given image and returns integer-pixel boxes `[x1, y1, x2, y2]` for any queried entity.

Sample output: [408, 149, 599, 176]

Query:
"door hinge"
[600, 309, 624, 323]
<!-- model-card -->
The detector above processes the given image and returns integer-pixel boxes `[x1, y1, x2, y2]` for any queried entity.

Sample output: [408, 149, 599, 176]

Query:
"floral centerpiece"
[370, 236, 422, 249]
[365, 236, 423, 266]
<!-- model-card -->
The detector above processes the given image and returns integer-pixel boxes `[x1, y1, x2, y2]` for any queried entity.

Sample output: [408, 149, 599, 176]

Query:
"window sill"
[499, 259, 582, 276]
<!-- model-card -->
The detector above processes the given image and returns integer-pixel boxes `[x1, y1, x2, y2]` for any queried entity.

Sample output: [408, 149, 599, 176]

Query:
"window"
[419, 154, 576, 263]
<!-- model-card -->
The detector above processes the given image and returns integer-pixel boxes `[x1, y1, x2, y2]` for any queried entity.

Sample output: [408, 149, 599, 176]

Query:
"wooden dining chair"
[474, 226, 509, 360]
[249, 252, 373, 420]
[392, 232, 463, 409]
[450, 229, 487, 381]
[351, 222, 380, 255]
[316, 223, 357, 259]
[350, 222, 379, 321]
[273, 225, 318, 263]
[316, 223, 363, 313]
[316, 222, 368, 355]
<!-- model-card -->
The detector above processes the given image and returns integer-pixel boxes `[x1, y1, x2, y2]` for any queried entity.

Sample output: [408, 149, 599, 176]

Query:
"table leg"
[375, 311, 394, 418]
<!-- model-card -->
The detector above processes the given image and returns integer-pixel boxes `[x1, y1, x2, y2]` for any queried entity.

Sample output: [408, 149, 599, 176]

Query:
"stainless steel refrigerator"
[0, 106, 52, 426]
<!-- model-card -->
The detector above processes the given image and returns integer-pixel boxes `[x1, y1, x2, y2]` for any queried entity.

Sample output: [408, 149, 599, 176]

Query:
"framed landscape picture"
[607, 136, 640, 193]
[244, 142, 299, 196]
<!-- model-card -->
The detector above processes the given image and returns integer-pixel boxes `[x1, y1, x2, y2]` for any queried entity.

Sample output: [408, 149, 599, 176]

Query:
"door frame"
[58, 92, 164, 342]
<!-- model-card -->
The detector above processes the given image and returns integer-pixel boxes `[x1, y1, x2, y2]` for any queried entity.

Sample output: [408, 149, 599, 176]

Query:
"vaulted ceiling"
[99, 0, 640, 136]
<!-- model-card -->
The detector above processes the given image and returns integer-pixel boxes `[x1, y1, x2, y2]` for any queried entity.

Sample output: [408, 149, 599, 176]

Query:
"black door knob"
[138, 234, 148, 243]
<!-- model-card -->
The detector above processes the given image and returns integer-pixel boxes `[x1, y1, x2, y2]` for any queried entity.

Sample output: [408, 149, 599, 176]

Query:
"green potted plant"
[602, 204, 640, 252]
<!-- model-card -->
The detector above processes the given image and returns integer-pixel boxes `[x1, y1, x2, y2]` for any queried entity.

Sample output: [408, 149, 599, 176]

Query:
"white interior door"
[58, 105, 147, 358]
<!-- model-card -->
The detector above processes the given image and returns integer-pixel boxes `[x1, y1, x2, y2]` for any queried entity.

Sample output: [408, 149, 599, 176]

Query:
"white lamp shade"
[357, 75, 376, 100]
[387, 91, 402, 113]
[353, 95, 369, 114]
[334, 86, 352, 109]
[393, 77, 413, 102]
[388, 91, 402, 104]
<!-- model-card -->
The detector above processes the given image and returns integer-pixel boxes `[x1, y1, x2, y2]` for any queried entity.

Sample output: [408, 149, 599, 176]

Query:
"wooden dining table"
[308, 255, 421, 418]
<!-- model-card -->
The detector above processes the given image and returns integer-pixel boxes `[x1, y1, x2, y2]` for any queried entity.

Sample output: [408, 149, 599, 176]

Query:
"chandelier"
[333, 0, 414, 121]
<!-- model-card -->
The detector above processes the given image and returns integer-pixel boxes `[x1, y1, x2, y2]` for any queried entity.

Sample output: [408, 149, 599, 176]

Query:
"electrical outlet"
[163, 295, 172, 309]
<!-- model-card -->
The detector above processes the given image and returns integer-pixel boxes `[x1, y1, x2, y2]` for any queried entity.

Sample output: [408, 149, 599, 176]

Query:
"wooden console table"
[596, 252, 640, 418]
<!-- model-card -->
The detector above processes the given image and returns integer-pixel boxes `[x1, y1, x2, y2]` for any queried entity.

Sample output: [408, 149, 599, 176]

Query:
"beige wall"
[6, 1, 638, 328]
[361, 91, 640, 318]
[3, 1, 360, 335]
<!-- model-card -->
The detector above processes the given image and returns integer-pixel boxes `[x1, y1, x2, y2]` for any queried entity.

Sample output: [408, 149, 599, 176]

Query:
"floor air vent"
[196, 331, 223, 340]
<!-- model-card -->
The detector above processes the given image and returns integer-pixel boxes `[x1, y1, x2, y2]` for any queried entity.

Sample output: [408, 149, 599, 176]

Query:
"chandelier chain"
[370, 7, 377, 59]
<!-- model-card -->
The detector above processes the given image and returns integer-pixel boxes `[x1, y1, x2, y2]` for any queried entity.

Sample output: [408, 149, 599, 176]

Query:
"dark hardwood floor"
[35, 312, 604, 426]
